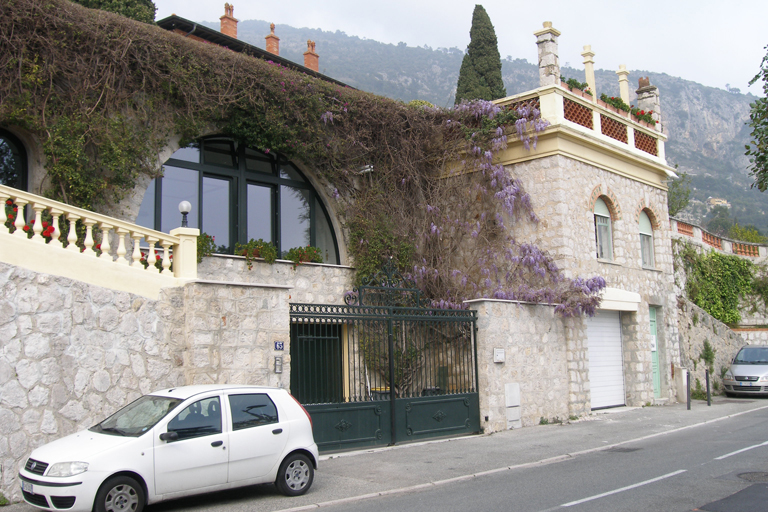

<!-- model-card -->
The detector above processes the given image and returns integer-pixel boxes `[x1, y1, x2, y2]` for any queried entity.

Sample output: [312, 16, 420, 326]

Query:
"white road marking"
[560, 470, 687, 507]
[715, 439, 768, 460]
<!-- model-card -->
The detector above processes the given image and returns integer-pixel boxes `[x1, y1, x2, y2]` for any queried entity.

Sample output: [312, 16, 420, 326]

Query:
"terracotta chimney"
[265, 23, 280, 55]
[220, 3, 238, 39]
[304, 40, 319, 72]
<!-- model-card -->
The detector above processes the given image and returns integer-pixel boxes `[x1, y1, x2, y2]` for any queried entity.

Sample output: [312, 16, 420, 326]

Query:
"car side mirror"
[159, 431, 179, 442]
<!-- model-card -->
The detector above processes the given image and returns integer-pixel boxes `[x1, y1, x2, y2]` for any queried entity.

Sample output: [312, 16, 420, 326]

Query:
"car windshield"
[90, 395, 183, 437]
[734, 347, 768, 365]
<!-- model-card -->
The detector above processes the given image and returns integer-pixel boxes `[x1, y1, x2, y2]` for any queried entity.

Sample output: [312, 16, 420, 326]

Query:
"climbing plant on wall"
[676, 241, 768, 324]
[0, 0, 606, 315]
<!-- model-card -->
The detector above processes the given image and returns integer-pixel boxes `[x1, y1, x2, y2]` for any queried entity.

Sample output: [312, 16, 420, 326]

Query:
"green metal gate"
[289, 263, 479, 452]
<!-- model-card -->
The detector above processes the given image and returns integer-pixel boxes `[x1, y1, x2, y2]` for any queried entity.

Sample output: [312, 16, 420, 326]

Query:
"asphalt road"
[299, 407, 768, 512]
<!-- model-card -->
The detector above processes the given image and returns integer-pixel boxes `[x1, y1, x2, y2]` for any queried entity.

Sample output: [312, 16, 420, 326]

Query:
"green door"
[650, 307, 661, 399]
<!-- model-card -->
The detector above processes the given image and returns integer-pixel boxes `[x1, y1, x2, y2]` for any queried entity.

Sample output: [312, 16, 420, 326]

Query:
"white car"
[723, 345, 768, 396]
[19, 385, 318, 512]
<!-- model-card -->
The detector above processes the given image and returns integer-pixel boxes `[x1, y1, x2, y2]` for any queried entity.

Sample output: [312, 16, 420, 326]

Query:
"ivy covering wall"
[0, 0, 606, 314]
[676, 241, 768, 324]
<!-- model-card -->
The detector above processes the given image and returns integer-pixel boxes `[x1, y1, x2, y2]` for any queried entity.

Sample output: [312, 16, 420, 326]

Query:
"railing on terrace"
[670, 217, 765, 260]
[498, 83, 666, 162]
[0, 184, 198, 296]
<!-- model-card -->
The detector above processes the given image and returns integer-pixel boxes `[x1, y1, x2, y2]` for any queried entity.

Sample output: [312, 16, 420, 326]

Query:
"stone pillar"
[581, 45, 596, 102]
[617, 65, 630, 105]
[303, 40, 319, 72]
[220, 3, 238, 39]
[265, 23, 280, 56]
[534, 21, 561, 87]
[170, 227, 200, 280]
[636, 77, 662, 131]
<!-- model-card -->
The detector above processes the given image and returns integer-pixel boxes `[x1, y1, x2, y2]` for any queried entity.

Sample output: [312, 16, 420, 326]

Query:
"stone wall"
[733, 328, 768, 345]
[470, 299, 588, 431]
[506, 154, 681, 404]
[0, 256, 355, 502]
[0, 263, 184, 501]
[677, 297, 748, 393]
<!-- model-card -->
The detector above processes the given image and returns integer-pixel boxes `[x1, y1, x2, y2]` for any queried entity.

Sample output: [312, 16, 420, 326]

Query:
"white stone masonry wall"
[471, 300, 588, 432]
[0, 256, 355, 502]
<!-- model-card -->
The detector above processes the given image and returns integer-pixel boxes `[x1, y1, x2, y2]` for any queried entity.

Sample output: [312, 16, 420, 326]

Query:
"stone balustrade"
[670, 217, 766, 261]
[0, 184, 199, 298]
[498, 84, 666, 164]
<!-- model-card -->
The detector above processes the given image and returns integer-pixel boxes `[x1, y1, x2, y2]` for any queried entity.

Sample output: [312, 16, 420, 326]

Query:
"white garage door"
[587, 310, 625, 409]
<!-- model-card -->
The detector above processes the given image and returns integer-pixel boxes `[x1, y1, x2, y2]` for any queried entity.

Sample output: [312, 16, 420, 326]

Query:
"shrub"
[235, 239, 278, 269]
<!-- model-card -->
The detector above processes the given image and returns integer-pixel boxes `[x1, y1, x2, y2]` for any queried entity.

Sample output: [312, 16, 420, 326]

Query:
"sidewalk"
[6, 397, 768, 512]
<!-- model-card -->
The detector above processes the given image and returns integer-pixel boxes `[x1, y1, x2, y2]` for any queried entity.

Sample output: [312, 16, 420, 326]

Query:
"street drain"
[737, 472, 768, 482]
[606, 447, 640, 453]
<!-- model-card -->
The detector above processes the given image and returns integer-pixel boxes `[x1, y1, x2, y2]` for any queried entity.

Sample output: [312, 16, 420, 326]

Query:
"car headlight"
[724, 371, 733, 380]
[760, 376, 768, 382]
[46, 462, 89, 477]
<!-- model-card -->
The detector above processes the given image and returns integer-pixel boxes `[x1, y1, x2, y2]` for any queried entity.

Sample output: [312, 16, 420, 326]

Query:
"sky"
[154, 0, 768, 96]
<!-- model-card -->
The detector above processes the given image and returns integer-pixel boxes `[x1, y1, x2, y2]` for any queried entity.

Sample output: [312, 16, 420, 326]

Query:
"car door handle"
[211, 440, 223, 447]
[272, 428, 283, 435]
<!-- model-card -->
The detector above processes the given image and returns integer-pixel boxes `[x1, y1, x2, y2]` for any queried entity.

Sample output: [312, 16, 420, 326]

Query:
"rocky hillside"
[210, 19, 768, 231]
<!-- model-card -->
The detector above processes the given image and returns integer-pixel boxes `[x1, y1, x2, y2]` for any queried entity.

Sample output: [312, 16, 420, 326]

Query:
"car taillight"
[288, 392, 312, 428]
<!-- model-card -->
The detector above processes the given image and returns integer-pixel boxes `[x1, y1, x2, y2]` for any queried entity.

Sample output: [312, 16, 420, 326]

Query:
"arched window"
[639, 210, 654, 268]
[136, 138, 339, 264]
[594, 197, 612, 260]
[0, 129, 27, 190]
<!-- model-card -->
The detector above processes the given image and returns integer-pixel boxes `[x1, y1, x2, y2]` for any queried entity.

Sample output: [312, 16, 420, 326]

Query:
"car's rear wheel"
[94, 476, 145, 512]
[276, 453, 314, 496]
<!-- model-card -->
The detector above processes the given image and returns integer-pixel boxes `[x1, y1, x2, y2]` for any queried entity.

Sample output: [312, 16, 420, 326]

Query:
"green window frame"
[0, 129, 27, 191]
[137, 138, 340, 264]
[594, 198, 613, 260]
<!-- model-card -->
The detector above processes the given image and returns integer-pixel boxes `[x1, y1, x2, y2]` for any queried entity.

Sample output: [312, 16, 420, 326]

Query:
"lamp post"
[178, 201, 192, 228]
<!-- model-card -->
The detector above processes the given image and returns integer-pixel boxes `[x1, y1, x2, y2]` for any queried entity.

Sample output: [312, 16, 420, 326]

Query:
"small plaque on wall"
[274, 341, 284, 351]
[494, 348, 505, 363]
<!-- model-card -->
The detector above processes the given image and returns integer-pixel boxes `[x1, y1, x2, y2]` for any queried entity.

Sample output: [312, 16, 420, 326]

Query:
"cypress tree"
[454, 5, 507, 104]
[72, 0, 157, 23]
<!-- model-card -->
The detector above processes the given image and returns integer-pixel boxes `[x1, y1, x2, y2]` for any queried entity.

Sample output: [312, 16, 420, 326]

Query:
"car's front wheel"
[94, 476, 145, 512]
[276, 453, 314, 496]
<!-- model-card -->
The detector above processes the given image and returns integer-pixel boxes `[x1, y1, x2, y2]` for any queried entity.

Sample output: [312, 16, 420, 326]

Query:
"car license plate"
[21, 481, 33, 494]
[739, 382, 752, 387]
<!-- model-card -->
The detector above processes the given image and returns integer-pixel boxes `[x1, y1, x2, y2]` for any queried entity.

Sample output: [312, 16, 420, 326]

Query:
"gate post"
[388, 311, 397, 445]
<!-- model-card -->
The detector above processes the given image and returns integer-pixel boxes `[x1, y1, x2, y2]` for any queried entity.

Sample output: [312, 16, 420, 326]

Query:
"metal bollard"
[686, 370, 691, 410]
[706, 369, 711, 406]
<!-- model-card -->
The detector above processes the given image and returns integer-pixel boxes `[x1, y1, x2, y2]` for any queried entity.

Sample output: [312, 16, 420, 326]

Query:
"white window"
[639, 211, 654, 268]
[594, 198, 613, 260]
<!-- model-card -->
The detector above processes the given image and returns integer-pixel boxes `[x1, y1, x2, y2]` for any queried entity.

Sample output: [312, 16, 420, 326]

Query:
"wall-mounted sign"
[274, 341, 284, 351]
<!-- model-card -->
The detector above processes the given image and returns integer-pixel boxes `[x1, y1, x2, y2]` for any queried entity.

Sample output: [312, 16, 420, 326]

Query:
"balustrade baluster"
[83, 219, 97, 256]
[115, 228, 130, 265]
[66, 214, 80, 252]
[146, 237, 159, 273]
[0, 194, 8, 229]
[160, 241, 172, 274]
[130, 234, 143, 267]
[13, 198, 28, 238]
[99, 224, 113, 261]
[49, 209, 63, 247]
[31, 203, 45, 243]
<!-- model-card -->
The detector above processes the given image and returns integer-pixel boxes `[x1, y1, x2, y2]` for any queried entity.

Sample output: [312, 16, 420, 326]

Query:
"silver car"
[723, 346, 768, 397]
